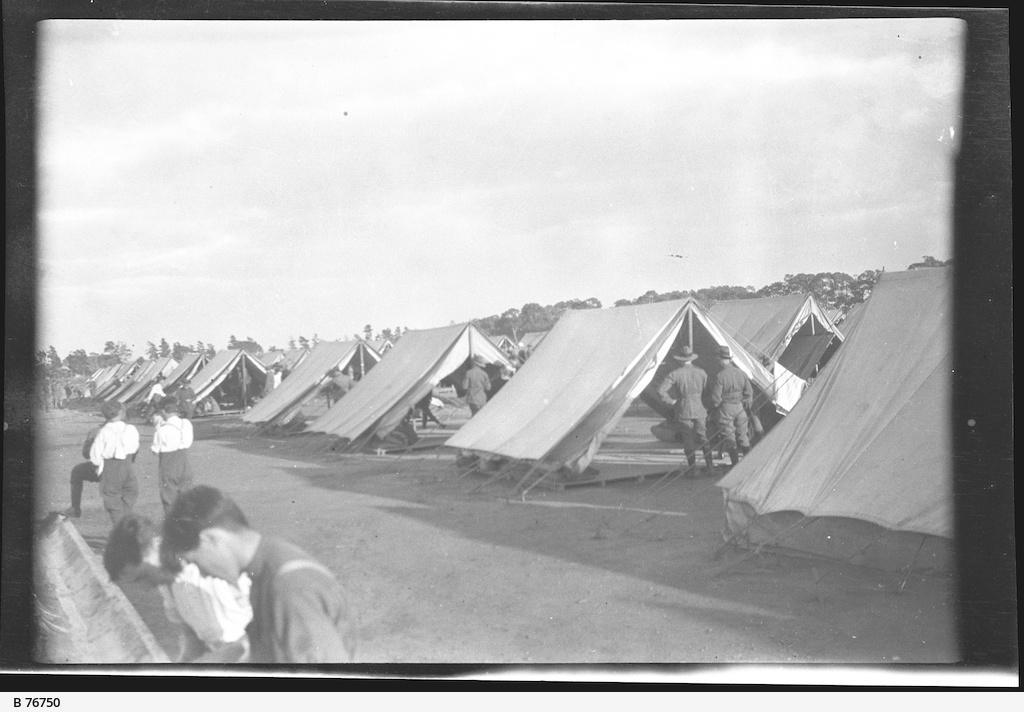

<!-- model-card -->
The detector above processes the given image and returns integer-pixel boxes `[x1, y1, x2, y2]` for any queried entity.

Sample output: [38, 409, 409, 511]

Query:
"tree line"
[40, 257, 950, 378]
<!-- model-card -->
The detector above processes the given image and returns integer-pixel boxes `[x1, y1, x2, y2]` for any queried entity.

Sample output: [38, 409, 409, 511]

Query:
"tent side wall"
[717, 269, 953, 565]
[542, 310, 687, 473]
[724, 500, 954, 572]
[306, 324, 510, 447]
[242, 341, 377, 426]
[446, 300, 692, 468]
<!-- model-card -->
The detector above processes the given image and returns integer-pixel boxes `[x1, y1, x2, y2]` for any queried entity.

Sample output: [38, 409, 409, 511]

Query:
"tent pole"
[240, 355, 247, 409]
[359, 345, 365, 377]
[687, 308, 693, 349]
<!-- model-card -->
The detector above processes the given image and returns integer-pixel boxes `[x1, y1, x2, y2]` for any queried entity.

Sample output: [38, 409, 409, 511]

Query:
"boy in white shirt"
[151, 396, 195, 512]
[88, 400, 141, 522]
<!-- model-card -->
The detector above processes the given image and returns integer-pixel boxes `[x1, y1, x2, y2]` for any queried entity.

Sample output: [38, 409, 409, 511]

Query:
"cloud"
[36, 19, 963, 354]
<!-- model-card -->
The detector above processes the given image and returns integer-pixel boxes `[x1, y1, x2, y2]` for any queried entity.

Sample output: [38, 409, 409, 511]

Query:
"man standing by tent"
[175, 380, 197, 420]
[656, 346, 715, 476]
[461, 356, 492, 417]
[147, 375, 167, 408]
[708, 345, 753, 468]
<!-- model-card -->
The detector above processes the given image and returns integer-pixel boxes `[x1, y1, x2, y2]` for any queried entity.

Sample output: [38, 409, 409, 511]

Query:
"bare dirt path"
[33, 409, 958, 664]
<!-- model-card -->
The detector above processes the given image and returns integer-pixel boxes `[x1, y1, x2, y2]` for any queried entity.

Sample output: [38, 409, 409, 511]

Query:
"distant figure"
[416, 390, 443, 428]
[491, 364, 514, 397]
[707, 345, 754, 467]
[461, 356, 492, 416]
[333, 366, 355, 397]
[151, 396, 195, 512]
[104, 513, 252, 663]
[83, 401, 140, 522]
[162, 486, 356, 663]
[175, 381, 197, 420]
[263, 366, 279, 398]
[655, 346, 714, 476]
[146, 375, 167, 408]
[322, 367, 354, 408]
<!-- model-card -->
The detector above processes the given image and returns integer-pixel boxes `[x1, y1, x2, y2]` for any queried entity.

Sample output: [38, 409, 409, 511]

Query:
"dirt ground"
[32, 406, 959, 665]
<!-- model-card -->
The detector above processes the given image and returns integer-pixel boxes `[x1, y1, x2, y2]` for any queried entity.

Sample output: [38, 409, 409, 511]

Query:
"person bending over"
[104, 513, 251, 662]
[162, 485, 356, 664]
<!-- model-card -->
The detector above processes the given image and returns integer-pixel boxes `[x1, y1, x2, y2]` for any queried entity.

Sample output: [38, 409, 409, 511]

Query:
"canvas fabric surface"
[717, 268, 952, 539]
[242, 341, 377, 425]
[305, 324, 510, 445]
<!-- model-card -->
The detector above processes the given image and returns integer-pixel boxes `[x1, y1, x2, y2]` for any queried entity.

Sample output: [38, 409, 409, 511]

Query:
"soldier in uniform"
[707, 345, 754, 467]
[656, 346, 714, 476]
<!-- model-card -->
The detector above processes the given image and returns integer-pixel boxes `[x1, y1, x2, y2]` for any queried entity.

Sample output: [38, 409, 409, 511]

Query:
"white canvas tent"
[162, 353, 208, 392]
[708, 293, 844, 380]
[259, 348, 308, 371]
[305, 323, 511, 449]
[716, 269, 953, 571]
[189, 349, 269, 411]
[94, 362, 138, 399]
[368, 339, 394, 355]
[118, 357, 178, 404]
[518, 331, 548, 351]
[446, 299, 803, 477]
[99, 362, 149, 402]
[88, 365, 119, 393]
[490, 334, 516, 353]
[242, 340, 381, 427]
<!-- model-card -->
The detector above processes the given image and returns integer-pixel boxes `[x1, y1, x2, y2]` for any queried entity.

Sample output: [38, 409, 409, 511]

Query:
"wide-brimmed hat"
[472, 355, 488, 366]
[717, 345, 733, 360]
[672, 346, 698, 363]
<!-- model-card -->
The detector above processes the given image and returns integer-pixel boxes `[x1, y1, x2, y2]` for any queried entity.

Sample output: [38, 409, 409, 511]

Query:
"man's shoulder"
[261, 537, 327, 574]
[262, 539, 339, 598]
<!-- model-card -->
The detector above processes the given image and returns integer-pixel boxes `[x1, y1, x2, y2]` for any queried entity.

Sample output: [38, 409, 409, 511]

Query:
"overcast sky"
[37, 18, 963, 355]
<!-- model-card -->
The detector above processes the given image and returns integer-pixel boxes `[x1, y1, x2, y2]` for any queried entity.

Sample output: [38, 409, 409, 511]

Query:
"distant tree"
[101, 340, 131, 366]
[45, 345, 61, 369]
[171, 342, 192, 361]
[297, 335, 310, 350]
[205, 343, 217, 358]
[312, 333, 320, 345]
[146, 341, 159, 359]
[288, 337, 297, 350]
[908, 255, 951, 270]
[380, 328, 394, 342]
[158, 338, 171, 357]
[64, 349, 91, 376]
[195, 340, 206, 355]
[227, 335, 239, 350]
[363, 324, 373, 341]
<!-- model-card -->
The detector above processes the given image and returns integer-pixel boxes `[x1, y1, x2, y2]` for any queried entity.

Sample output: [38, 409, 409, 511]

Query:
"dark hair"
[158, 395, 180, 414]
[161, 485, 250, 558]
[100, 400, 122, 420]
[104, 514, 158, 581]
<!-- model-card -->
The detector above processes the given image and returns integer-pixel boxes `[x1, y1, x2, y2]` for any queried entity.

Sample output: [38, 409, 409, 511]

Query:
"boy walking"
[151, 395, 196, 512]
[67, 400, 140, 522]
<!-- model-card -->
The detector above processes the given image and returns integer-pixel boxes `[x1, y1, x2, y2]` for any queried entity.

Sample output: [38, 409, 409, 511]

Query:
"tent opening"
[640, 313, 784, 443]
